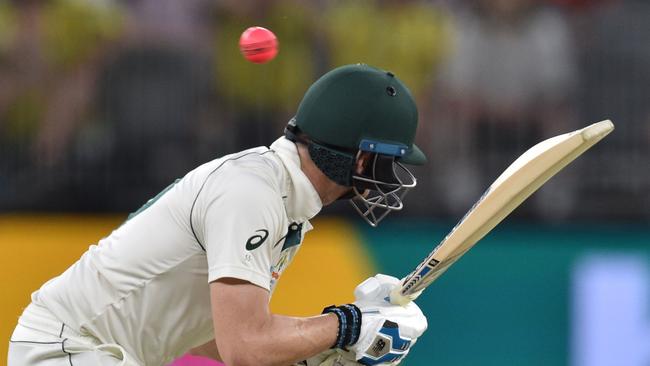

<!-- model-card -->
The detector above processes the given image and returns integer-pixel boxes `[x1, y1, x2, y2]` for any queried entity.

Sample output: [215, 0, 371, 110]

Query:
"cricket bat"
[390, 120, 615, 305]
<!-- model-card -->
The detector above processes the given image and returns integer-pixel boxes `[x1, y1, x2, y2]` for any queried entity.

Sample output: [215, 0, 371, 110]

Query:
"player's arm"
[196, 171, 331, 365]
[196, 172, 426, 365]
[197, 172, 334, 364]
[210, 277, 338, 366]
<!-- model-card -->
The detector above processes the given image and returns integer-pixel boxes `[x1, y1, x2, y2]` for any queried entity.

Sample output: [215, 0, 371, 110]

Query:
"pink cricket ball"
[239, 26, 279, 64]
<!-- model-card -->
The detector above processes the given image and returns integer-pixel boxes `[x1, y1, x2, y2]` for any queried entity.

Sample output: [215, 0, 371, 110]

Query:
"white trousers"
[8, 303, 139, 366]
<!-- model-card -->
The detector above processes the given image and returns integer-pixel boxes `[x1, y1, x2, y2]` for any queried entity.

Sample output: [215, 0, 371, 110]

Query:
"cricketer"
[8, 64, 429, 366]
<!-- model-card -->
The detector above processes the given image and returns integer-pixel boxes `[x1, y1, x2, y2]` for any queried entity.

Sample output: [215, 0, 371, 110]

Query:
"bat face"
[390, 120, 614, 306]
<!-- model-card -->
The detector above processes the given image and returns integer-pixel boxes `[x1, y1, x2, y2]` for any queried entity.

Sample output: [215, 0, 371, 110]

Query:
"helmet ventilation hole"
[386, 86, 397, 96]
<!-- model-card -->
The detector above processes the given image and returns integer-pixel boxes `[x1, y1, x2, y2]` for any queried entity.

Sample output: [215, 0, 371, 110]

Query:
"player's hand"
[346, 274, 428, 365]
[353, 274, 401, 303]
[355, 273, 424, 305]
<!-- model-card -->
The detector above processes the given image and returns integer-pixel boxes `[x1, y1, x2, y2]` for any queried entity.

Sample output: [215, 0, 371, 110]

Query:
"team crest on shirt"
[269, 223, 303, 290]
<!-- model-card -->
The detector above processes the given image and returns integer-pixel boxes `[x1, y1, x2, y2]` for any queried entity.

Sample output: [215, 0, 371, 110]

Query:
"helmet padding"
[307, 143, 355, 187]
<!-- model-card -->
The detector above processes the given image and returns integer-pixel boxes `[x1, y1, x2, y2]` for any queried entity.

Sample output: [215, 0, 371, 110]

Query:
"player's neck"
[296, 143, 350, 206]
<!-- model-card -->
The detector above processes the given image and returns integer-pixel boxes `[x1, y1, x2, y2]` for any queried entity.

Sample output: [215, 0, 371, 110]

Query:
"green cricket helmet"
[285, 64, 427, 226]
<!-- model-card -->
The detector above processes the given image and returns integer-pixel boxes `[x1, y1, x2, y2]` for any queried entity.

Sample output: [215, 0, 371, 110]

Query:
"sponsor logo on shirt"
[245, 229, 269, 251]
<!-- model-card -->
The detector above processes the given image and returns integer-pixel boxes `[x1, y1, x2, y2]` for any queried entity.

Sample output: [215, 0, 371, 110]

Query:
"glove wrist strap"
[322, 304, 362, 349]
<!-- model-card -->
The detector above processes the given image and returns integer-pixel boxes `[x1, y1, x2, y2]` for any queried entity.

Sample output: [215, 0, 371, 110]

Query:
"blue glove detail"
[359, 353, 402, 365]
[379, 322, 412, 351]
[357, 321, 413, 365]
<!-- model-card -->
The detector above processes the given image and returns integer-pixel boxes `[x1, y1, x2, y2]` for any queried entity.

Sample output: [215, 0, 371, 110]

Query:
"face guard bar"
[350, 149, 417, 227]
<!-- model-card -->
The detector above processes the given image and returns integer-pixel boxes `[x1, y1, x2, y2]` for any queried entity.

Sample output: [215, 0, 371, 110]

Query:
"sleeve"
[194, 170, 284, 291]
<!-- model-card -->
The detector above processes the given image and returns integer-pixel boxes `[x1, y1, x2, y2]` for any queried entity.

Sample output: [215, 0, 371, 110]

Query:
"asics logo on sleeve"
[246, 229, 269, 251]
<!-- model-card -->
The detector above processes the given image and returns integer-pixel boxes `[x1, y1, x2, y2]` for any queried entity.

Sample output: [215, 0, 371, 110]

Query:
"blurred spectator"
[0, 0, 220, 211]
[120, 0, 214, 49]
[0, 0, 123, 209]
[0, 0, 122, 163]
[0, 0, 646, 220]
[95, 0, 218, 209]
[571, 0, 650, 218]
[548, 0, 611, 11]
[430, 0, 578, 219]
[322, 0, 452, 100]
[213, 0, 319, 150]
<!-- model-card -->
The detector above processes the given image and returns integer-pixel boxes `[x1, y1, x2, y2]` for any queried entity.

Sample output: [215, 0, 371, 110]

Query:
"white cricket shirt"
[31, 137, 323, 365]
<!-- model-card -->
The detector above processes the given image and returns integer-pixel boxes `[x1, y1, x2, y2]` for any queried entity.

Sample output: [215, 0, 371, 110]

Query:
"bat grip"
[389, 285, 423, 306]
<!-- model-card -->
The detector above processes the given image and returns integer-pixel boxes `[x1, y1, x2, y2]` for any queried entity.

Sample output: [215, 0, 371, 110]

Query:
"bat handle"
[389, 284, 423, 306]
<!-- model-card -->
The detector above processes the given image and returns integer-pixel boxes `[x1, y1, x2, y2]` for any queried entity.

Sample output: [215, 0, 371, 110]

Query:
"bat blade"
[391, 120, 614, 305]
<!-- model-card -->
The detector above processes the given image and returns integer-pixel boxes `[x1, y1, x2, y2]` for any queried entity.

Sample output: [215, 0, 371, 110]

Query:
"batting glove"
[346, 274, 428, 365]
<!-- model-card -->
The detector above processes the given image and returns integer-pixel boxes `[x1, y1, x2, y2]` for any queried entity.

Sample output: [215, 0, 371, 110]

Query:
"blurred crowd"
[0, 0, 648, 220]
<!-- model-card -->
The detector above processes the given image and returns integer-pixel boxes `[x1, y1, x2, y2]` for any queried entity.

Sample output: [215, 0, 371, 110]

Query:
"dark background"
[1, 0, 647, 222]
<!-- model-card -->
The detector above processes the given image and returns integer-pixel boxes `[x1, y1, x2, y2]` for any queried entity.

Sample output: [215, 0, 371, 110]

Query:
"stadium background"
[1, 0, 648, 365]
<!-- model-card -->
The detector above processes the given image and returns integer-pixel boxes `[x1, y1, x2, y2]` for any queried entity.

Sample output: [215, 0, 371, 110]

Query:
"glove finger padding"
[354, 274, 400, 303]
[354, 274, 424, 306]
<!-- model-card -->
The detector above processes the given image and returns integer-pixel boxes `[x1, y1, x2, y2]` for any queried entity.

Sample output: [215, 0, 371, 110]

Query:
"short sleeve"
[193, 169, 284, 291]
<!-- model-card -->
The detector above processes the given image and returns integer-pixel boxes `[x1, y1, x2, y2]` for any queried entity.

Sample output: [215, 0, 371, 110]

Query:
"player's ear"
[355, 152, 373, 175]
